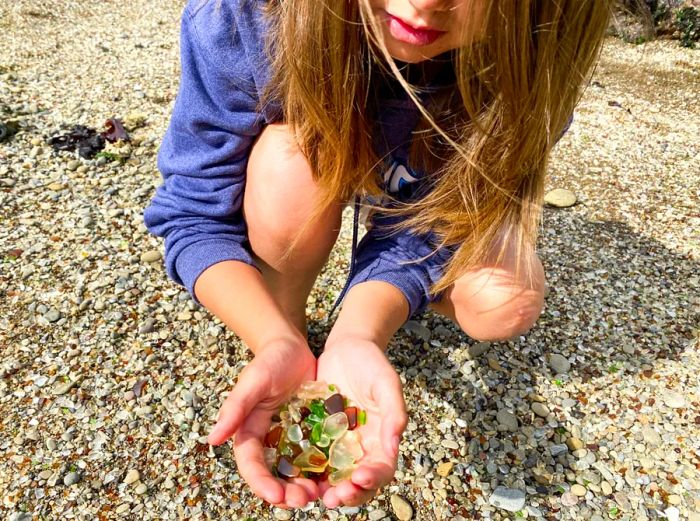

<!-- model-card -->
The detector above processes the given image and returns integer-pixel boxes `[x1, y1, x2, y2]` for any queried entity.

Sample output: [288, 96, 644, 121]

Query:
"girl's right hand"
[207, 339, 318, 509]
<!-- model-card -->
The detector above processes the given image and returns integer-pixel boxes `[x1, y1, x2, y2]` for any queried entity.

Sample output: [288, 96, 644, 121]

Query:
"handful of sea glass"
[264, 381, 366, 485]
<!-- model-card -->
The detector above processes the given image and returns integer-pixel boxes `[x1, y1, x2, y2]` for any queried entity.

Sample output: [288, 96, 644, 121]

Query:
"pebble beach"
[1, 1, 699, 520]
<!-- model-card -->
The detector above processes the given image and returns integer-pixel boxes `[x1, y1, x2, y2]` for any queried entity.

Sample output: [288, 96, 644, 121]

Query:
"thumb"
[207, 360, 272, 445]
[373, 370, 408, 461]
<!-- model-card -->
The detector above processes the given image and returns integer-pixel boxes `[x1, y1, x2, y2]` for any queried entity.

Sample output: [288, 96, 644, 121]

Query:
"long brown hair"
[260, 0, 612, 296]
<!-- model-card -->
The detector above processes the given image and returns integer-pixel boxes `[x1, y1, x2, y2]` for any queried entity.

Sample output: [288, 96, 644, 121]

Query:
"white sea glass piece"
[329, 430, 363, 470]
[299, 439, 311, 451]
[286, 424, 303, 443]
[323, 412, 349, 439]
[296, 380, 332, 400]
[288, 402, 302, 423]
[263, 448, 277, 471]
[292, 445, 328, 472]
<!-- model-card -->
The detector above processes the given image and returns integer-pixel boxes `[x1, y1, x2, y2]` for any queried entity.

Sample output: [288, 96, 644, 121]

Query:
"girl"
[144, 0, 612, 510]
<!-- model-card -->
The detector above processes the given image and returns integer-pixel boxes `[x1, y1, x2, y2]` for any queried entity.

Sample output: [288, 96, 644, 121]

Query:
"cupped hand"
[208, 339, 318, 508]
[316, 338, 408, 508]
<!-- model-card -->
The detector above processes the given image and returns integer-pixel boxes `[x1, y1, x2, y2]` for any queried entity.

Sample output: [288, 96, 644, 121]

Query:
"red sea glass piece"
[277, 457, 301, 478]
[300, 407, 311, 419]
[324, 393, 345, 415]
[264, 426, 283, 448]
[345, 407, 358, 430]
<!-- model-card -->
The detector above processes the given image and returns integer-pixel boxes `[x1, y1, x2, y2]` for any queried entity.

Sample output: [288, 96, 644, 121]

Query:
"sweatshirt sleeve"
[143, 5, 267, 305]
[345, 210, 457, 321]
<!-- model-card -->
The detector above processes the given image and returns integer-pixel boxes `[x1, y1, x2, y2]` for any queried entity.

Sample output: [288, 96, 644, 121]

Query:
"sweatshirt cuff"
[174, 238, 256, 306]
[346, 258, 430, 321]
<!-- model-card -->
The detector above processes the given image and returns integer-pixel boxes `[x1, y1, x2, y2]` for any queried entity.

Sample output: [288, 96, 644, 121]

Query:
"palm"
[316, 341, 407, 507]
[209, 342, 318, 508]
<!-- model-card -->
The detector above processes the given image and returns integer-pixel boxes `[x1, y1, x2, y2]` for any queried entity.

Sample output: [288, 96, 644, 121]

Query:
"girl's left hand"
[316, 338, 408, 507]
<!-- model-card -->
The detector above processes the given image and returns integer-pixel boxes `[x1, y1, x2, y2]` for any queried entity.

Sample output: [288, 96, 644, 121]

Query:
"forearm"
[194, 260, 306, 354]
[326, 281, 409, 350]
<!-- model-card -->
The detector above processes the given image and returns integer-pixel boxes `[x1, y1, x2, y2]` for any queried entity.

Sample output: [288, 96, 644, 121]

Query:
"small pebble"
[273, 508, 292, 520]
[544, 188, 577, 207]
[566, 437, 584, 451]
[123, 469, 140, 485]
[548, 353, 571, 374]
[390, 494, 414, 521]
[369, 509, 387, 521]
[496, 409, 519, 431]
[63, 472, 81, 486]
[140, 250, 162, 263]
[662, 392, 686, 409]
[135, 483, 148, 495]
[560, 492, 578, 506]
[488, 486, 526, 512]
[436, 461, 454, 477]
[571, 484, 587, 497]
[531, 402, 550, 418]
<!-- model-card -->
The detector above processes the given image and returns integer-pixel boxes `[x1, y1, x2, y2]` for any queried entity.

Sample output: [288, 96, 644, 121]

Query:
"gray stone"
[548, 353, 571, 374]
[550, 444, 569, 457]
[44, 308, 61, 323]
[544, 188, 577, 208]
[468, 341, 490, 359]
[531, 402, 550, 418]
[496, 409, 519, 431]
[139, 318, 156, 334]
[488, 486, 526, 512]
[402, 320, 431, 342]
[63, 472, 81, 486]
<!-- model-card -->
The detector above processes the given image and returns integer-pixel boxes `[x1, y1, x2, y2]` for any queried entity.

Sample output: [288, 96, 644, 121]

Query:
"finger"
[372, 371, 408, 461]
[280, 480, 314, 509]
[332, 479, 377, 507]
[232, 410, 284, 505]
[322, 486, 341, 509]
[351, 461, 396, 490]
[208, 361, 272, 445]
[287, 477, 321, 502]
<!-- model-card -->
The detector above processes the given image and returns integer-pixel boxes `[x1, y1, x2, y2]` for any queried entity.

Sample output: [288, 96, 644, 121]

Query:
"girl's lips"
[384, 13, 446, 47]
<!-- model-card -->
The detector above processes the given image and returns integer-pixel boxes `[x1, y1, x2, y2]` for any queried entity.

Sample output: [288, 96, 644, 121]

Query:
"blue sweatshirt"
[144, 0, 569, 321]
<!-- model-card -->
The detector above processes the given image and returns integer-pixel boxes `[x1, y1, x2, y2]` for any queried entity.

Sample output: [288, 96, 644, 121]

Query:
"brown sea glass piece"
[264, 426, 283, 448]
[277, 457, 301, 478]
[324, 393, 345, 415]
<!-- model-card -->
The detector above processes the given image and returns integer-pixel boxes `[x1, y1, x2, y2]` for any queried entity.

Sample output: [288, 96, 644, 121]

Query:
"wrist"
[326, 281, 408, 350]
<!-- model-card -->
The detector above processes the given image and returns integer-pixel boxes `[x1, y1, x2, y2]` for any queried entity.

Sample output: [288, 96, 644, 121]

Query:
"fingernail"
[209, 421, 223, 440]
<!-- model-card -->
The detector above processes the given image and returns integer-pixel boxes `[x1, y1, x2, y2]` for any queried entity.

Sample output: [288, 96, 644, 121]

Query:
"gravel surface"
[1, 1, 699, 520]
